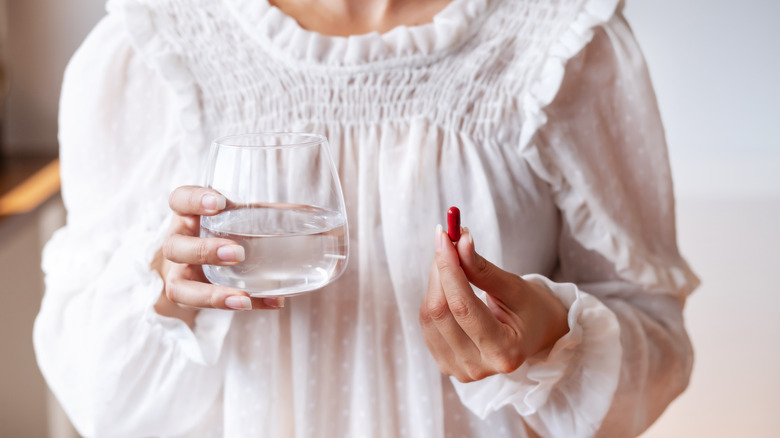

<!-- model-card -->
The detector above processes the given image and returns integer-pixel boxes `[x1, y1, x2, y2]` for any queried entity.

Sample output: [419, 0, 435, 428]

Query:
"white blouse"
[34, 0, 699, 437]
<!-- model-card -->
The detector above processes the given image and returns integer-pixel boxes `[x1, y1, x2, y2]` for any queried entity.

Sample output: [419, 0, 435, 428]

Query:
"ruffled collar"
[224, 0, 490, 66]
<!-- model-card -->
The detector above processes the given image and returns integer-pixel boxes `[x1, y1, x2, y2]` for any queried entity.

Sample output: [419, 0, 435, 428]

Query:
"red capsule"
[447, 206, 461, 241]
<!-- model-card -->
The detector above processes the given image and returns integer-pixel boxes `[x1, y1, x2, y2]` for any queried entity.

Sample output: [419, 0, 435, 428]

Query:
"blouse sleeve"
[33, 13, 234, 437]
[450, 10, 699, 438]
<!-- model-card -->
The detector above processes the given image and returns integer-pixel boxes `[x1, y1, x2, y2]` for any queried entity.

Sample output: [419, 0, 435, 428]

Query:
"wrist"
[525, 280, 570, 357]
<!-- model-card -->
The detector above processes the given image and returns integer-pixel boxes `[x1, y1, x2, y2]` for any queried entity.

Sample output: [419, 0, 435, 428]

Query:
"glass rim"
[212, 132, 326, 149]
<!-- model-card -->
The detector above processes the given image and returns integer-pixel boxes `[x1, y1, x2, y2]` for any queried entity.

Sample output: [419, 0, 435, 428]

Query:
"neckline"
[224, 0, 490, 67]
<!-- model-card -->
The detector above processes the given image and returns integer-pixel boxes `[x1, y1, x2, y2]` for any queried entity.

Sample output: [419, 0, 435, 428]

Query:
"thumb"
[457, 228, 522, 302]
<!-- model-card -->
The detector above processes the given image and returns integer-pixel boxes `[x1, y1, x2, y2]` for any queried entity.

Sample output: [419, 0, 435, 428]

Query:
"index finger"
[434, 225, 505, 349]
[169, 185, 227, 216]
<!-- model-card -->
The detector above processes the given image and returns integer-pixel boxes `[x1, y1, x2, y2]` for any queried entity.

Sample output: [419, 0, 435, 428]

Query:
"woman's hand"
[419, 226, 569, 382]
[152, 186, 284, 326]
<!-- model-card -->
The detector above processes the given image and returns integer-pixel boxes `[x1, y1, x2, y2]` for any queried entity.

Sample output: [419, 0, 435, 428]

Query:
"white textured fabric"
[34, 0, 699, 437]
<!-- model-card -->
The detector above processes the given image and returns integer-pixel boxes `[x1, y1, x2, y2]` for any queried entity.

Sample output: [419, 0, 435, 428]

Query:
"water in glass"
[202, 203, 347, 296]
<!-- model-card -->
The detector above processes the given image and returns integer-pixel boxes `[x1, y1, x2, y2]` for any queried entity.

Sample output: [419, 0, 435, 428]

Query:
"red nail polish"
[447, 206, 461, 241]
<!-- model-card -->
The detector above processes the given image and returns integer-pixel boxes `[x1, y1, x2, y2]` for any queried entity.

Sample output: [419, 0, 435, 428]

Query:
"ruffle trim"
[518, 0, 700, 299]
[555, 179, 701, 297]
[97, 210, 233, 366]
[107, 0, 206, 178]
[223, 0, 488, 67]
[451, 274, 622, 436]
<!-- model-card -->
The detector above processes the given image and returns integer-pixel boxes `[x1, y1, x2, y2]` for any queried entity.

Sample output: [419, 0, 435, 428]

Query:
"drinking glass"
[200, 133, 349, 297]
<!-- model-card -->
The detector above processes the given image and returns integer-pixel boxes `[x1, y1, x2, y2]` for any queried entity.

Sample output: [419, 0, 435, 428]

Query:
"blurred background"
[0, 0, 777, 437]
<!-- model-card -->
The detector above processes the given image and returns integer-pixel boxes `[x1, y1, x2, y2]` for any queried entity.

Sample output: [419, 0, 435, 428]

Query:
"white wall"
[642, 199, 780, 437]
[625, 0, 780, 199]
[624, 1, 780, 437]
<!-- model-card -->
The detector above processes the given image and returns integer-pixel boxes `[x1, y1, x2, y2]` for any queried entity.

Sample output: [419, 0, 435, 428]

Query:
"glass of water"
[200, 133, 349, 297]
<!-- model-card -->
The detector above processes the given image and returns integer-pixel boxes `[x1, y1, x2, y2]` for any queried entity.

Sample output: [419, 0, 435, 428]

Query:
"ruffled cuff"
[141, 307, 234, 366]
[78, 211, 233, 367]
[129, 215, 234, 366]
[450, 274, 621, 436]
[37, 215, 234, 435]
[137, 289, 235, 367]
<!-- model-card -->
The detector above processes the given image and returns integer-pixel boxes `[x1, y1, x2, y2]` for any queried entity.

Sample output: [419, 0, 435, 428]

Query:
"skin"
[268, 0, 453, 36]
[152, 186, 284, 328]
[421, 227, 569, 382]
[154, 0, 570, 379]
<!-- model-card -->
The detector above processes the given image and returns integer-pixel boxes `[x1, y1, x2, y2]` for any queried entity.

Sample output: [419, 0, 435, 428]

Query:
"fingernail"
[225, 295, 252, 310]
[263, 297, 285, 309]
[465, 227, 477, 264]
[435, 224, 444, 250]
[202, 194, 226, 210]
[217, 245, 245, 262]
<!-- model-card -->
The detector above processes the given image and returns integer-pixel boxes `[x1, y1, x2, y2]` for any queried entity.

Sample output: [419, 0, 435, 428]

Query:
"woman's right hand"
[153, 186, 284, 326]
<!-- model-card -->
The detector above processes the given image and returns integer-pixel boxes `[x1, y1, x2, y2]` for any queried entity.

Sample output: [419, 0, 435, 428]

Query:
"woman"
[34, 0, 699, 436]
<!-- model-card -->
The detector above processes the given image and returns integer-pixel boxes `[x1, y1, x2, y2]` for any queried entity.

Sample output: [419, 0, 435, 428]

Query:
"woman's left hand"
[419, 226, 569, 382]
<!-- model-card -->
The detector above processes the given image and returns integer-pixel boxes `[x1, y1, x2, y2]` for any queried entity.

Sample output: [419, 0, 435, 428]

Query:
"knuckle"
[480, 261, 500, 281]
[189, 189, 203, 210]
[453, 371, 474, 383]
[481, 260, 513, 287]
[447, 297, 472, 320]
[434, 254, 456, 273]
[418, 305, 433, 326]
[437, 263, 458, 279]
[493, 356, 520, 375]
[426, 298, 450, 323]
[161, 237, 176, 260]
[463, 362, 491, 381]
[165, 280, 178, 303]
[490, 350, 525, 375]
[460, 360, 480, 380]
[475, 253, 488, 271]
[195, 239, 211, 263]
[208, 290, 224, 309]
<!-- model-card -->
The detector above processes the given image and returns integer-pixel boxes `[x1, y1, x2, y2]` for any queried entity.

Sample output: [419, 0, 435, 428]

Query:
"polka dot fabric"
[34, 0, 698, 437]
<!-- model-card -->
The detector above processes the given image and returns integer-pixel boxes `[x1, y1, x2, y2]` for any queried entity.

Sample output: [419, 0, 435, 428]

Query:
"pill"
[447, 207, 461, 241]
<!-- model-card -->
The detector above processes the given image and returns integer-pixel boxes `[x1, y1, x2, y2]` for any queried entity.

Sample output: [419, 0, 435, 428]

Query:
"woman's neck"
[268, 0, 452, 36]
